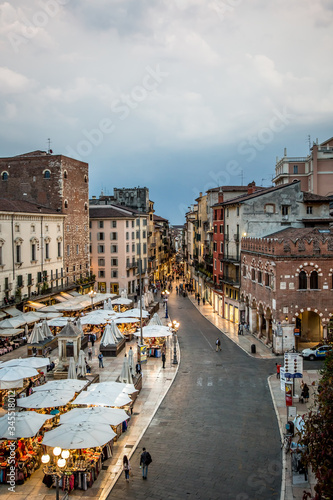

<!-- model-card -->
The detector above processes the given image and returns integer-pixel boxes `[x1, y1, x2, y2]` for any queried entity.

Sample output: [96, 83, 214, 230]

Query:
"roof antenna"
[307, 135, 311, 153]
[47, 138, 53, 154]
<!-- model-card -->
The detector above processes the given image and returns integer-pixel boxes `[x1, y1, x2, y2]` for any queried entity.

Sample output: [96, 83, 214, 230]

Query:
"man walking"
[162, 350, 166, 369]
[98, 352, 104, 368]
[140, 447, 152, 479]
[216, 338, 221, 352]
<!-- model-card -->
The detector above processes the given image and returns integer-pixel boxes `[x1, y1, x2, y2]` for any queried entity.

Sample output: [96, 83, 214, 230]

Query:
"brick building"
[0, 151, 90, 287]
[241, 227, 333, 353]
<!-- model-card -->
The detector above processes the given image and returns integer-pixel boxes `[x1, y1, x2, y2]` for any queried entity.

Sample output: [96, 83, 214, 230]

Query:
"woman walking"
[123, 455, 131, 482]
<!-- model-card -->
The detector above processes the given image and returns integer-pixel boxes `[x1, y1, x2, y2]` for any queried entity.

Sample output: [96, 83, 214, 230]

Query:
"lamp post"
[89, 290, 96, 310]
[164, 290, 169, 318]
[42, 447, 68, 500]
[168, 320, 179, 365]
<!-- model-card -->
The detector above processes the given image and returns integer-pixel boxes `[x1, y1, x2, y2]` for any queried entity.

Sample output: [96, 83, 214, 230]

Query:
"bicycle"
[281, 432, 293, 453]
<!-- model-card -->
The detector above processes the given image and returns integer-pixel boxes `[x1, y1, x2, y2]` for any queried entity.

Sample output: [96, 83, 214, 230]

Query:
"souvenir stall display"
[0, 372, 46, 408]
[0, 436, 43, 485]
[115, 319, 141, 341]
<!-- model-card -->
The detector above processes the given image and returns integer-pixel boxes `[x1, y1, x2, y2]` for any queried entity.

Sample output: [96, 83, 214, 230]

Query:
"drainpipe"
[11, 213, 15, 283]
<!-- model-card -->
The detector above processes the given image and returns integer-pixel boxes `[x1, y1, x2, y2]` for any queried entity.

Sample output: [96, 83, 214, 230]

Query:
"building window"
[98, 258, 105, 266]
[265, 273, 271, 287]
[31, 244, 36, 261]
[281, 205, 289, 216]
[44, 170, 51, 179]
[45, 243, 49, 259]
[99, 221, 104, 229]
[98, 245, 105, 253]
[219, 224, 223, 233]
[15, 224, 20, 232]
[214, 225, 217, 234]
[64, 200, 68, 208]
[213, 242, 217, 252]
[143, 219, 147, 226]
[293, 165, 298, 174]
[84, 203, 88, 211]
[1, 171, 8, 180]
[306, 206, 313, 215]
[84, 175, 88, 183]
[126, 221, 129, 228]
[126, 232, 129, 240]
[57, 242, 61, 257]
[97, 232, 104, 241]
[299, 270, 307, 289]
[111, 245, 117, 253]
[242, 265, 246, 277]
[132, 243, 135, 252]
[220, 242, 223, 253]
[112, 221, 117, 228]
[132, 221, 135, 228]
[0, 246, 2, 266]
[111, 232, 117, 240]
[98, 270, 105, 278]
[111, 258, 118, 266]
[143, 231, 146, 238]
[31, 224, 35, 232]
[76, 244, 79, 255]
[126, 244, 129, 252]
[226, 208, 229, 217]
[220, 261, 222, 272]
[258, 270, 262, 284]
[64, 170, 68, 179]
[111, 270, 118, 278]
[67, 245, 70, 256]
[143, 243, 147, 254]
[251, 268, 255, 281]
[310, 270, 318, 290]
[236, 206, 239, 216]
[16, 245, 21, 263]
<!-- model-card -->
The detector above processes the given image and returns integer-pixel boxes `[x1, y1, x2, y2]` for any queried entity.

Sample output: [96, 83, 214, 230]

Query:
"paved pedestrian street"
[108, 292, 281, 500]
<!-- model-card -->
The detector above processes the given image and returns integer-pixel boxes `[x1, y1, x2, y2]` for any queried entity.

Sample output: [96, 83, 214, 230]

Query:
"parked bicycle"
[281, 432, 293, 453]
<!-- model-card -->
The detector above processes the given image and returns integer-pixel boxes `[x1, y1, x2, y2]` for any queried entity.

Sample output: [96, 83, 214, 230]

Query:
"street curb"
[267, 374, 286, 500]
[100, 326, 180, 499]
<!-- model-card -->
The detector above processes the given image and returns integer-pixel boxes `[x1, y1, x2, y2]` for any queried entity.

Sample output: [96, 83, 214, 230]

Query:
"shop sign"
[284, 353, 303, 378]
[285, 381, 293, 407]
[138, 344, 147, 364]
[294, 328, 300, 336]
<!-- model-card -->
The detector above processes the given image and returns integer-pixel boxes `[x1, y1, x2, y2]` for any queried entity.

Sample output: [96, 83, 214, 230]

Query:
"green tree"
[301, 351, 333, 499]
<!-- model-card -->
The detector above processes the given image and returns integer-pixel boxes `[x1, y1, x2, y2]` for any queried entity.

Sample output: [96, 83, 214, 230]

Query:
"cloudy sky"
[0, 0, 332, 223]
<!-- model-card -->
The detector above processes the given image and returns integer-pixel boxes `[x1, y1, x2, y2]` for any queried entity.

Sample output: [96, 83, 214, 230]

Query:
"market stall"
[134, 325, 172, 357]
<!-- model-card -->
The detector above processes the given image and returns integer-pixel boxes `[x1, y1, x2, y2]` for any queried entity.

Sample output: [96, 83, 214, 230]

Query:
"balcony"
[223, 255, 240, 265]
[126, 261, 137, 269]
[220, 275, 240, 287]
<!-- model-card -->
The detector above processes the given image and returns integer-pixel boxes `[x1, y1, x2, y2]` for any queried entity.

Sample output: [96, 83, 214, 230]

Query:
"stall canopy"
[88, 381, 138, 395]
[42, 422, 116, 449]
[32, 379, 87, 392]
[0, 365, 39, 382]
[81, 310, 117, 326]
[0, 411, 54, 439]
[72, 390, 131, 407]
[0, 317, 26, 329]
[119, 354, 133, 385]
[17, 389, 76, 408]
[114, 318, 139, 324]
[133, 325, 172, 337]
[149, 312, 163, 326]
[59, 407, 129, 426]
[117, 309, 149, 319]
[47, 317, 75, 328]
[111, 298, 132, 306]
[0, 328, 24, 338]
[100, 323, 118, 347]
[0, 357, 50, 370]
[27, 323, 45, 344]
[109, 320, 124, 341]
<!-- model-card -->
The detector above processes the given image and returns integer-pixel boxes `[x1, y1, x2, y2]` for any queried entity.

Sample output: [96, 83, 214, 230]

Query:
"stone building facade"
[241, 227, 333, 353]
[0, 151, 90, 286]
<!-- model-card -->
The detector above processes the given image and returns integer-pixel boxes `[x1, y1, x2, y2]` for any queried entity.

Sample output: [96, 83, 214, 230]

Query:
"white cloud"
[0, 66, 35, 93]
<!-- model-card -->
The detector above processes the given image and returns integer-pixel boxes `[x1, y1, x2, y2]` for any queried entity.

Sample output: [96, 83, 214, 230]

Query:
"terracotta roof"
[221, 181, 300, 206]
[302, 192, 331, 202]
[153, 214, 169, 222]
[264, 227, 333, 241]
[89, 205, 137, 219]
[0, 198, 61, 215]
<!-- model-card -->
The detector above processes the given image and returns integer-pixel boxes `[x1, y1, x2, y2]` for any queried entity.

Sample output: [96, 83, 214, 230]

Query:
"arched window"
[44, 170, 51, 179]
[1, 171, 8, 180]
[299, 270, 307, 289]
[64, 200, 68, 209]
[64, 170, 68, 179]
[84, 175, 88, 183]
[310, 270, 318, 290]
[84, 202, 88, 211]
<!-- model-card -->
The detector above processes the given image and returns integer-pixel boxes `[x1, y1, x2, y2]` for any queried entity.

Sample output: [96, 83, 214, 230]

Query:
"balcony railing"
[126, 261, 137, 269]
[220, 275, 240, 287]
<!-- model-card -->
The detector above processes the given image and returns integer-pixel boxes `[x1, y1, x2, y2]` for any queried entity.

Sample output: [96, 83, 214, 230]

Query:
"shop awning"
[42, 422, 116, 449]
[0, 328, 24, 337]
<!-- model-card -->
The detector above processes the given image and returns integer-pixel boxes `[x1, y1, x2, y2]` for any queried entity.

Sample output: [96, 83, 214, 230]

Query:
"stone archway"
[298, 310, 322, 342]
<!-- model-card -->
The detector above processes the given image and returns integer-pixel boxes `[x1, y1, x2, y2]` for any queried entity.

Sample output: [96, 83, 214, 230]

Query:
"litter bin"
[286, 421, 294, 436]
[251, 344, 256, 354]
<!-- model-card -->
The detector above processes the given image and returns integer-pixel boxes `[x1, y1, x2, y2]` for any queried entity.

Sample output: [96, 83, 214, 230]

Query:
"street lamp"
[42, 447, 68, 500]
[164, 290, 170, 318]
[89, 290, 96, 310]
[168, 320, 179, 365]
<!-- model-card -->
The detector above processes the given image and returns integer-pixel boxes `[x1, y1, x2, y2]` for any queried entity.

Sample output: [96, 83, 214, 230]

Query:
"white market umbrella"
[60, 407, 129, 426]
[0, 365, 38, 381]
[0, 317, 25, 329]
[88, 381, 138, 395]
[75, 317, 84, 335]
[120, 290, 128, 299]
[110, 320, 124, 341]
[112, 298, 132, 306]
[28, 323, 45, 343]
[103, 300, 108, 310]
[0, 411, 54, 439]
[118, 308, 149, 319]
[48, 317, 75, 327]
[77, 350, 86, 378]
[41, 319, 53, 338]
[24, 324, 29, 336]
[42, 422, 116, 449]
[108, 298, 112, 309]
[81, 310, 116, 325]
[32, 379, 87, 392]
[100, 323, 118, 346]
[128, 347, 135, 375]
[114, 317, 139, 324]
[0, 357, 50, 370]
[67, 357, 77, 379]
[119, 354, 133, 385]
[17, 389, 76, 408]
[137, 298, 145, 311]
[149, 312, 163, 326]
[72, 391, 131, 407]
[39, 305, 62, 313]
[134, 325, 172, 338]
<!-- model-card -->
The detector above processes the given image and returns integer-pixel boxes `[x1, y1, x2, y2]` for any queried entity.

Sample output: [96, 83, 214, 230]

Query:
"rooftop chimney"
[247, 181, 256, 195]
[284, 148, 287, 157]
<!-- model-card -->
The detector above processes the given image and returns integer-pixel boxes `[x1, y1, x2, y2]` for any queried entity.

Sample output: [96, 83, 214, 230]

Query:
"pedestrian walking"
[136, 362, 142, 375]
[176, 286, 178, 294]
[98, 352, 104, 368]
[88, 346, 92, 361]
[140, 447, 152, 479]
[203, 297, 205, 306]
[216, 338, 221, 352]
[197, 296, 200, 306]
[123, 455, 131, 482]
[162, 351, 166, 368]
[276, 362, 281, 379]
[301, 383, 309, 403]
